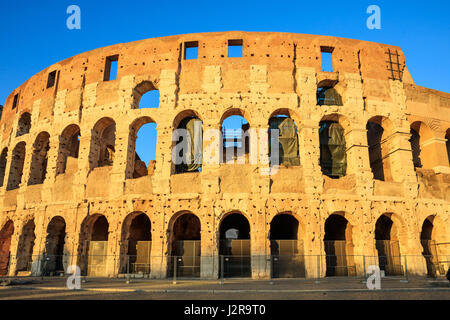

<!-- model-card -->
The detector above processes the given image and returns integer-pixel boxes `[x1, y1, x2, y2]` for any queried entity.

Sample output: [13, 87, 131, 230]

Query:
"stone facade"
[0, 31, 448, 279]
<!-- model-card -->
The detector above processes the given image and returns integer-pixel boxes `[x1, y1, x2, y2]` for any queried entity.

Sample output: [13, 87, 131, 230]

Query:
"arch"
[420, 215, 443, 278]
[16, 112, 31, 137]
[317, 86, 343, 106]
[78, 214, 109, 276]
[120, 212, 152, 274]
[374, 213, 403, 276]
[323, 213, 354, 276]
[0, 148, 8, 187]
[173, 109, 202, 129]
[16, 219, 36, 273]
[319, 115, 348, 178]
[132, 81, 159, 109]
[410, 121, 434, 169]
[0, 220, 14, 276]
[6, 142, 26, 190]
[28, 131, 50, 185]
[127, 117, 157, 179]
[220, 109, 251, 164]
[43, 216, 66, 275]
[446, 128, 450, 166]
[366, 116, 395, 181]
[269, 213, 305, 278]
[219, 212, 251, 278]
[268, 112, 300, 166]
[172, 112, 203, 174]
[56, 124, 80, 176]
[89, 117, 116, 170]
[167, 212, 201, 277]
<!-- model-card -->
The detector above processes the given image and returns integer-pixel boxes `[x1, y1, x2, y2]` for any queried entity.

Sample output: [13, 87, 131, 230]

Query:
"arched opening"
[16, 220, 36, 274]
[56, 124, 80, 176]
[78, 215, 109, 276]
[446, 129, 450, 166]
[6, 142, 26, 190]
[172, 111, 203, 174]
[221, 110, 250, 164]
[269, 214, 305, 278]
[127, 117, 157, 179]
[366, 116, 395, 181]
[16, 112, 31, 137]
[410, 121, 433, 170]
[420, 216, 441, 278]
[132, 81, 160, 109]
[120, 212, 152, 274]
[268, 112, 300, 167]
[43, 216, 66, 275]
[28, 132, 50, 185]
[219, 212, 251, 278]
[89, 118, 116, 170]
[168, 213, 201, 278]
[319, 118, 347, 178]
[0, 220, 14, 276]
[324, 214, 354, 276]
[0, 148, 7, 187]
[375, 214, 403, 276]
[317, 87, 343, 106]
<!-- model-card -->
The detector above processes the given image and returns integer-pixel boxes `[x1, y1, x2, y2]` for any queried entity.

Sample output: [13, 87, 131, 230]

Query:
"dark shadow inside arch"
[420, 217, 441, 278]
[0, 221, 14, 276]
[16, 220, 36, 274]
[219, 213, 251, 278]
[168, 213, 201, 278]
[269, 214, 305, 278]
[375, 214, 403, 276]
[324, 214, 353, 277]
[319, 120, 347, 179]
[43, 217, 66, 275]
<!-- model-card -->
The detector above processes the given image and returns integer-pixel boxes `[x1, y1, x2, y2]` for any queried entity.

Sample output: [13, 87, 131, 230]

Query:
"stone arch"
[16, 112, 31, 137]
[28, 131, 50, 185]
[0, 220, 14, 276]
[317, 83, 343, 106]
[323, 212, 354, 276]
[172, 111, 203, 174]
[16, 219, 36, 274]
[119, 212, 152, 274]
[218, 211, 251, 278]
[167, 211, 201, 277]
[410, 121, 434, 169]
[89, 117, 116, 170]
[6, 142, 26, 190]
[132, 81, 160, 109]
[126, 116, 157, 179]
[56, 124, 80, 176]
[43, 216, 66, 275]
[220, 108, 251, 164]
[366, 116, 395, 181]
[77, 214, 109, 276]
[446, 128, 450, 166]
[374, 213, 404, 276]
[319, 114, 349, 178]
[0, 148, 7, 187]
[268, 110, 300, 166]
[269, 212, 305, 278]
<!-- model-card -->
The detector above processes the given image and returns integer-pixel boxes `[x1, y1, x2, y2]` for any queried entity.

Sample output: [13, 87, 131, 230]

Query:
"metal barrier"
[0, 253, 448, 283]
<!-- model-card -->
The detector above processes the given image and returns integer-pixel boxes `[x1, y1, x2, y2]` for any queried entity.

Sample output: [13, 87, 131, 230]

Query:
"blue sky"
[0, 0, 449, 163]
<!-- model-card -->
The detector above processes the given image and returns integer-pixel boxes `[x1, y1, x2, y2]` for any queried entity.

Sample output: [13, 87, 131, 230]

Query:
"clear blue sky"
[0, 0, 449, 164]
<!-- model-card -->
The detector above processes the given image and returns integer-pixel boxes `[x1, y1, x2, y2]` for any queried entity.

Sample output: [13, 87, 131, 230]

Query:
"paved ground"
[0, 275, 449, 300]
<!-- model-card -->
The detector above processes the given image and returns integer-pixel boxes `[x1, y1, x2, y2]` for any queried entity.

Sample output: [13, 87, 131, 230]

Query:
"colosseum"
[0, 31, 448, 280]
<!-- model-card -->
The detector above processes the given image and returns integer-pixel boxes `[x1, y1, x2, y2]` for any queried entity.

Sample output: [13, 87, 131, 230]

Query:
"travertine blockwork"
[0, 31, 449, 278]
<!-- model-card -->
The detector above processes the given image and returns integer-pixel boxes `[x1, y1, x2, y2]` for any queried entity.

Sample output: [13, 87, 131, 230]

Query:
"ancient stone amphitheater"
[0, 31, 448, 279]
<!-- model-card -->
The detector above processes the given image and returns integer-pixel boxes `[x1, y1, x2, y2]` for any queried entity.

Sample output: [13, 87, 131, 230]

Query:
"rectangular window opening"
[104, 55, 119, 81]
[321, 46, 334, 72]
[47, 71, 57, 89]
[228, 39, 243, 58]
[184, 41, 198, 60]
[12, 94, 19, 109]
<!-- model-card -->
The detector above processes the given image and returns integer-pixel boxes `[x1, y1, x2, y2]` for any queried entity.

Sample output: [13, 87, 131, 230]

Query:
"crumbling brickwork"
[0, 32, 448, 279]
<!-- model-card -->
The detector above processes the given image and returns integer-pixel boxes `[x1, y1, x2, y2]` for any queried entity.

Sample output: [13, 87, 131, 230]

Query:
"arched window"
[16, 112, 31, 137]
[127, 117, 157, 179]
[173, 111, 202, 174]
[317, 87, 342, 106]
[319, 120, 347, 178]
[446, 129, 450, 166]
[56, 125, 80, 176]
[0, 148, 8, 187]
[132, 81, 160, 109]
[268, 114, 299, 166]
[374, 214, 403, 276]
[324, 214, 354, 276]
[28, 132, 50, 185]
[220, 109, 250, 164]
[7, 142, 26, 190]
[366, 116, 394, 181]
[89, 118, 116, 170]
